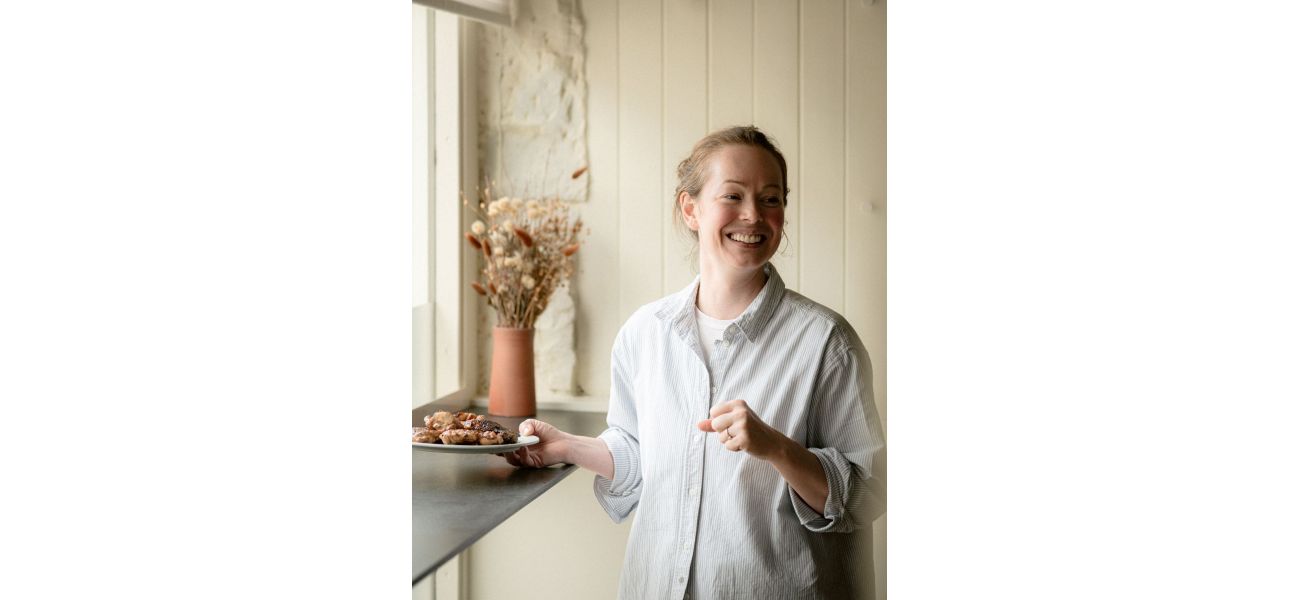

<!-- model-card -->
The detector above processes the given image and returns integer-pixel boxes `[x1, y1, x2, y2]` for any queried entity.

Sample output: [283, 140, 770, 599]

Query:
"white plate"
[412, 435, 539, 454]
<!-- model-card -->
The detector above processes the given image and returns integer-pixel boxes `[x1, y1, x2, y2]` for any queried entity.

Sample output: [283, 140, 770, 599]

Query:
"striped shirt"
[594, 263, 887, 600]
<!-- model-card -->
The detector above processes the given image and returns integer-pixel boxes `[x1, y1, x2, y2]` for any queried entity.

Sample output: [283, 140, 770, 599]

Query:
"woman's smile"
[724, 231, 767, 246]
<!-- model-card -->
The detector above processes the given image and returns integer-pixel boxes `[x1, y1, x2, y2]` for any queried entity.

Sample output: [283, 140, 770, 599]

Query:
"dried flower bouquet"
[464, 186, 584, 329]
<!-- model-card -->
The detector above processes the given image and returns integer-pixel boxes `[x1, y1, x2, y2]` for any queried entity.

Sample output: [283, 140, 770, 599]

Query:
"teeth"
[727, 233, 763, 244]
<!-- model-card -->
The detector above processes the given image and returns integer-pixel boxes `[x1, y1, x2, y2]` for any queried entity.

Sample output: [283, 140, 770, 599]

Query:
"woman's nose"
[739, 200, 759, 222]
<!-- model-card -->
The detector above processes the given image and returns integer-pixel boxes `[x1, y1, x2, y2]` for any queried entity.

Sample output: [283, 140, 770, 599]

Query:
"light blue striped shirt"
[594, 264, 886, 600]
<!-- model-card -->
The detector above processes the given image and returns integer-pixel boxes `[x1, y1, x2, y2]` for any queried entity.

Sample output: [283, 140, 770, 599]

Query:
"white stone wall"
[474, 0, 588, 396]
[477, 0, 589, 203]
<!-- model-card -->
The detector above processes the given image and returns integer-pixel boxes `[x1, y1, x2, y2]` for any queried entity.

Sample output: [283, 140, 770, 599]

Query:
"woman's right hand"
[498, 419, 571, 468]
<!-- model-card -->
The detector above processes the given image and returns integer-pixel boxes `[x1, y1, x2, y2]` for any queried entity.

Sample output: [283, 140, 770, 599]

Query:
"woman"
[499, 126, 886, 599]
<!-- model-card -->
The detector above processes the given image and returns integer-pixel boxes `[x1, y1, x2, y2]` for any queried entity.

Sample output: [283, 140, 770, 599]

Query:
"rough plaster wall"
[474, 0, 588, 397]
[532, 284, 577, 392]
[478, 0, 589, 202]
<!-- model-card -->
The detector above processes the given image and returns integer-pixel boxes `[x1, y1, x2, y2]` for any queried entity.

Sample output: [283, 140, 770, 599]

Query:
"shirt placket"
[674, 415, 704, 599]
[676, 324, 738, 600]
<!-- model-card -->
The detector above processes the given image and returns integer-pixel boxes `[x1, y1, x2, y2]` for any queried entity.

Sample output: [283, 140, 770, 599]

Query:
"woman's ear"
[678, 192, 699, 231]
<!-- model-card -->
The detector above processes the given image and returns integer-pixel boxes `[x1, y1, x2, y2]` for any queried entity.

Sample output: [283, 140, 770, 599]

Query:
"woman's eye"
[763, 197, 781, 205]
[722, 194, 740, 201]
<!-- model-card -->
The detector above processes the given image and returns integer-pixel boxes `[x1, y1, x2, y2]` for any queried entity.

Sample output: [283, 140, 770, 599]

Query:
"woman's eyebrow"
[722, 179, 782, 191]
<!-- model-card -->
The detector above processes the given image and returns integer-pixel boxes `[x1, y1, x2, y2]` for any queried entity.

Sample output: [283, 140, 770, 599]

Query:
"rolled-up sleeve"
[593, 327, 643, 523]
[789, 328, 887, 533]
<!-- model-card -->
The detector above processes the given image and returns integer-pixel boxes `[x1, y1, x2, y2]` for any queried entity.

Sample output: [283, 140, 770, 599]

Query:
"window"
[413, 5, 479, 409]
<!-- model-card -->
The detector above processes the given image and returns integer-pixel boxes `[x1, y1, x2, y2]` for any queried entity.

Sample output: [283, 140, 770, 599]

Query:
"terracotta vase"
[487, 326, 536, 417]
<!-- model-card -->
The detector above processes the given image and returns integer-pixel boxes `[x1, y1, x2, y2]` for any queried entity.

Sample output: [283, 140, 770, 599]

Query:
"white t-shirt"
[695, 307, 736, 364]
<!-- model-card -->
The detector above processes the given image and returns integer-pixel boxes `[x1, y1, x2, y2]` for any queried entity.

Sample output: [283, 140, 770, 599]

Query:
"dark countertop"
[412, 403, 608, 585]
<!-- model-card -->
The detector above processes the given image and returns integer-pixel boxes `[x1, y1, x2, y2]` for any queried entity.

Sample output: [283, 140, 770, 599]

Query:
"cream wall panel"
[412, 571, 432, 600]
[798, 0, 847, 315]
[753, 0, 802, 290]
[846, 2, 888, 599]
[573, 0, 620, 396]
[467, 473, 632, 599]
[663, 0, 709, 293]
[617, 0, 665, 318]
[846, 0, 887, 427]
[707, 0, 754, 130]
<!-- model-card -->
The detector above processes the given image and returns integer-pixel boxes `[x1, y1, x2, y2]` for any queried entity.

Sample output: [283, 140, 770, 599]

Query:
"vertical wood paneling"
[845, 0, 886, 425]
[708, 0, 754, 129]
[662, 0, 708, 293]
[845, 6, 887, 599]
[799, 0, 846, 314]
[576, 0, 620, 395]
[617, 0, 665, 319]
[754, 0, 801, 290]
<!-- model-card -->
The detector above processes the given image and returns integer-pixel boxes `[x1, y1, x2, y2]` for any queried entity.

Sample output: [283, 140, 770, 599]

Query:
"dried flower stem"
[463, 181, 586, 329]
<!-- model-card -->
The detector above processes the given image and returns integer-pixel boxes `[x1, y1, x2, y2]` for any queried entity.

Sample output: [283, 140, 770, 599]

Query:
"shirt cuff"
[789, 447, 847, 532]
[595, 428, 639, 496]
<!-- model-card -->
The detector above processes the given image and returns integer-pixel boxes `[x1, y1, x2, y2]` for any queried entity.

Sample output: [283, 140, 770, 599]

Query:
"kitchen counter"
[412, 403, 608, 585]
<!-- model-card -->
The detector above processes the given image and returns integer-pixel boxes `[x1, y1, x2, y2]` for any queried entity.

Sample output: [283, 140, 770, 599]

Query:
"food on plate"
[412, 428, 440, 444]
[413, 410, 519, 446]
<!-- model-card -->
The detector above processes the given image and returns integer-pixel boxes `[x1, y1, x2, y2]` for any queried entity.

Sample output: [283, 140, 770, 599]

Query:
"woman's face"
[681, 144, 785, 276]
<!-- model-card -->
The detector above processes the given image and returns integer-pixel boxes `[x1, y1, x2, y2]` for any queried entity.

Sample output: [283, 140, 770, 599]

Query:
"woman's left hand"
[696, 399, 788, 461]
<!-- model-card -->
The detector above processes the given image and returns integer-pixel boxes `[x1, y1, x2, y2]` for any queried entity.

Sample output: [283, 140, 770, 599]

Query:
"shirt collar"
[655, 263, 786, 344]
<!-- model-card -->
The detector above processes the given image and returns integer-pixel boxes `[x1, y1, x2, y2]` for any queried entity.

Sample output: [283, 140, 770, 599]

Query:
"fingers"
[496, 447, 534, 468]
[520, 419, 565, 442]
[708, 399, 749, 418]
[697, 401, 759, 454]
[716, 425, 744, 452]
[709, 412, 739, 434]
[516, 448, 535, 466]
[708, 399, 735, 418]
[497, 450, 521, 467]
[707, 399, 749, 432]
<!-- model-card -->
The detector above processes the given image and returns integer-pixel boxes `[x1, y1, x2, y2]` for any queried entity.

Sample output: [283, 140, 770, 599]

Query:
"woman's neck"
[695, 263, 768, 320]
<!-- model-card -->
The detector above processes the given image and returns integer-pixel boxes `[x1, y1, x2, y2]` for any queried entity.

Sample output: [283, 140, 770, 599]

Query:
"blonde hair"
[672, 126, 790, 244]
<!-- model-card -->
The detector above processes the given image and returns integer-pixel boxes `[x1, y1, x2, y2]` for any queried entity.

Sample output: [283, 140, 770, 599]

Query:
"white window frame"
[413, 4, 481, 410]
[413, 0, 513, 27]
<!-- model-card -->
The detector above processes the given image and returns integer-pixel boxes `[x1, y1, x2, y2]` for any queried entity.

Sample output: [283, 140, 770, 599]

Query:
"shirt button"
[710, 387, 717, 395]
[678, 577, 685, 584]
[689, 487, 698, 497]
[723, 339, 731, 347]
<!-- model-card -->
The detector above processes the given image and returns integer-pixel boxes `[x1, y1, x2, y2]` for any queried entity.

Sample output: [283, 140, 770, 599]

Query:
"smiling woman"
[499, 126, 887, 600]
